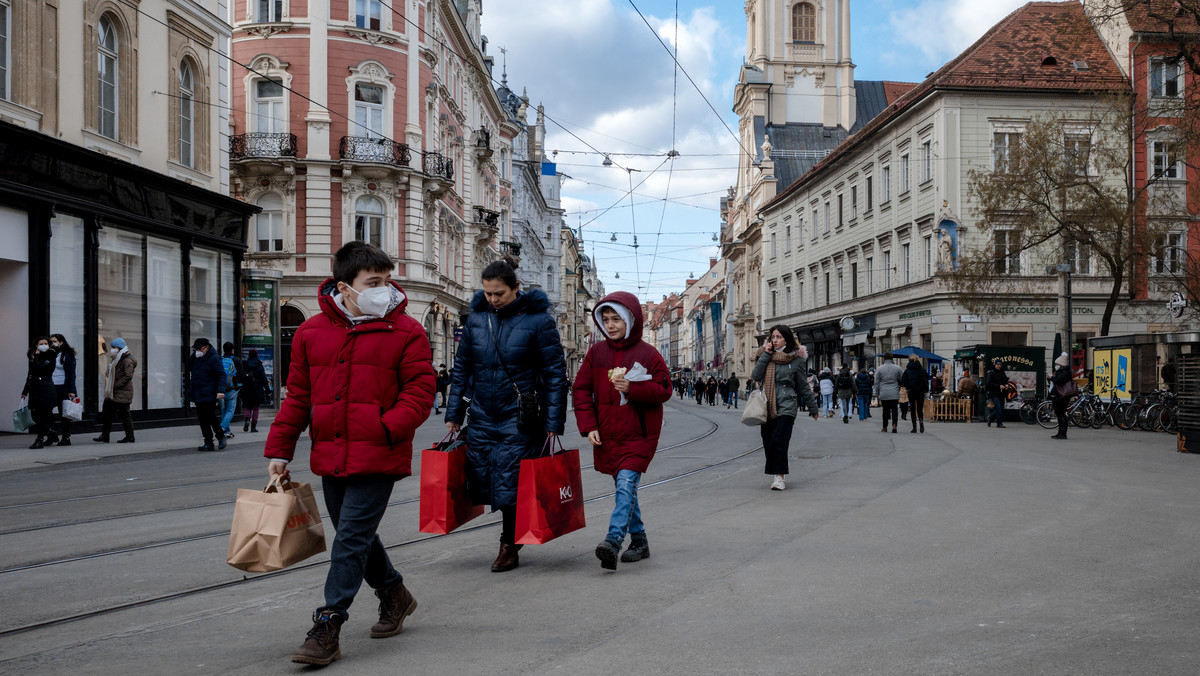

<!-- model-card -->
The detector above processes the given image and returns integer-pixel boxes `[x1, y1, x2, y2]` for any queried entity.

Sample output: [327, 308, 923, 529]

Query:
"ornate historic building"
[229, 0, 517, 373]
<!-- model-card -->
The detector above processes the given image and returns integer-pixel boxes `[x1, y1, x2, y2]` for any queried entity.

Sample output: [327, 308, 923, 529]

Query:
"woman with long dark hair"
[48, 333, 77, 445]
[21, 336, 58, 449]
[241, 348, 270, 433]
[445, 258, 568, 572]
[750, 325, 820, 491]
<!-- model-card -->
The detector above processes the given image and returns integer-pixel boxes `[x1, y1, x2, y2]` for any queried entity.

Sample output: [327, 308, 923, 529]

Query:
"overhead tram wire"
[645, 0, 680, 303]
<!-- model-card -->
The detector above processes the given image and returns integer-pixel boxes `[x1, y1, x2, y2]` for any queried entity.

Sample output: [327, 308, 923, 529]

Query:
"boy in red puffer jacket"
[265, 242, 435, 666]
[572, 291, 673, 570]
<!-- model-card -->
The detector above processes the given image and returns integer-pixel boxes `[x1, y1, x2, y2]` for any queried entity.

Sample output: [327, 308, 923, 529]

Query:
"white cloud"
[887, 0, 1029, 64]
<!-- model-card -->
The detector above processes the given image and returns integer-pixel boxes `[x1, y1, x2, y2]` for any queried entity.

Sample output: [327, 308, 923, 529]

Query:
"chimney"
[709, 257, 717, 270]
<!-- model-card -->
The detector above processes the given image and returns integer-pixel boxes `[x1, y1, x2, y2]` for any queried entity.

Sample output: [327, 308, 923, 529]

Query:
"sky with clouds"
[481, 0, 1029, 302]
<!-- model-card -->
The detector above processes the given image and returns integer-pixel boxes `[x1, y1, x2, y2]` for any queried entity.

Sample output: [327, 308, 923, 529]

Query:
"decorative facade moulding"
[242, 23, 293, 39]
[345, 28, 401, 46]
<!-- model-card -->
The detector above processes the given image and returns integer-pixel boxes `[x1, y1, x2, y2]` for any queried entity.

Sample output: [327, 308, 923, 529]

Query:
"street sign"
[1168, 292, 1187, 318]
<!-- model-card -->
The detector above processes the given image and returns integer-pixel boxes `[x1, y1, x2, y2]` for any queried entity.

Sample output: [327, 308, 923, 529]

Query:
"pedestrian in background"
[94, 336, 136, 444]
[718, 377, 729, 406]
[1049, 353, 1073, 440]
[835, 365, 854, 424]
[695, 377, 705, 405]
[752, 325, 820, 491]
[727, 373, 740, 409]
[435, 363, 450, 414]
[819, 367, 835, 418]
[219, 342, 245, 439]
[21, 336, 57, 449]
[445, 257, 568, 573]
[241, 348, 269, 433]
[267, 241, 434, 666]
[929, 368, 945, 399]
[573, 292, 673, 570]
[189, 337, 227, 451]
[706, 376, 718, 406]
[854, 367, 873, 422]
[49, 333, 77, 446]
[957, 371, 978, 400]
[901, 354, 928, 433]
[984, 361, 1009, 428]
[873, 353, 903, 434]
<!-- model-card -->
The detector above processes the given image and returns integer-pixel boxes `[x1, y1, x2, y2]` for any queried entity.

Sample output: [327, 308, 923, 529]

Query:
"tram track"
[0, 405, 749, 640]
[0, 407, 722, 572]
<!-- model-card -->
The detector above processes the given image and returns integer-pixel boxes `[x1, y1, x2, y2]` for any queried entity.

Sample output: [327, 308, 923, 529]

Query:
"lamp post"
[1047, 262, 1072, 360]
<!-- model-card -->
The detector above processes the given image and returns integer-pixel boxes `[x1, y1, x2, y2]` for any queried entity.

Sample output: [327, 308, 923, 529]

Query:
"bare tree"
[947, 96, 1177, 336]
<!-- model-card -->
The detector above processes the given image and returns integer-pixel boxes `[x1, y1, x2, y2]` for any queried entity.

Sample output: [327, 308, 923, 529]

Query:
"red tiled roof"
[882, 81, 918, 103]
[765, 1, 1130, 211]
[1122, 0, 1200, 34]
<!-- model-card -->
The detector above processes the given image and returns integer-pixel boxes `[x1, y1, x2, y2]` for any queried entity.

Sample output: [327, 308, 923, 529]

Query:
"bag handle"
[486, 314, 528, 400]
[539, 435, 565, 457]
[264, 474, 296, 494]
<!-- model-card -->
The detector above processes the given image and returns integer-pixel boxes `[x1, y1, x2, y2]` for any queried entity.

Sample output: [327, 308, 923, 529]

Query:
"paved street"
[1, 402, 1198, 675]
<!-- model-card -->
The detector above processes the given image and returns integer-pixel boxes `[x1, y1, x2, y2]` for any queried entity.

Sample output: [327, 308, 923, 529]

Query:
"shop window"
[147, 237, 182, 409]
[98, 15, 119, 140]
[221, 253, 236, 351]
[98, 227, 144, 411]
[49, 215, 86, 400]
[190, 249, 219, 349]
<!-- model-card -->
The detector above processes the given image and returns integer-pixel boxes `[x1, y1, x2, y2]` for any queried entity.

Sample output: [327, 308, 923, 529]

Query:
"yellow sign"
[1091, 348, 1132, 400]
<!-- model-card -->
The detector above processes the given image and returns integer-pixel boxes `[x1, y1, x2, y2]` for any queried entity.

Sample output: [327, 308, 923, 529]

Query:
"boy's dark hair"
[481, 256, 520, 289]
[600, 306, 621, 317]
[333, 241, 393, 285]
[767, 324, 798, 353]
[223, 341, 236, 356]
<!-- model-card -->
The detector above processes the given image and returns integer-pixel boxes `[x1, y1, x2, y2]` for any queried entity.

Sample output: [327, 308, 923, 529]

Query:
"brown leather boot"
[370, 582, 418, 638]
[291, 610, 343, 666]
[491, 543, 521, 572]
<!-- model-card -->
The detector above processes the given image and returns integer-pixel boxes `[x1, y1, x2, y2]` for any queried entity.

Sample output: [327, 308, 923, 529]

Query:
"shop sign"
[958, 314, 981, 323]
[898, 309, 932, 320]
[987, 305, 1096, 315]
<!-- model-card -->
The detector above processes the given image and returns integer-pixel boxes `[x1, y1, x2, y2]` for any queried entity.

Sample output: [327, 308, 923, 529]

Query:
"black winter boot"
[620, 533, 650, 563]
[595, 538, 620, 570]
[243, 420, 250, 432]
[291, 610, 344, 666]
[251, 421, 258, 433]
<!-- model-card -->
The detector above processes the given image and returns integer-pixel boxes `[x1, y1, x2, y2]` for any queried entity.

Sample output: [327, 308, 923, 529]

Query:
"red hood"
[593, 291, 644, 349]
[316, 277, 409, 326]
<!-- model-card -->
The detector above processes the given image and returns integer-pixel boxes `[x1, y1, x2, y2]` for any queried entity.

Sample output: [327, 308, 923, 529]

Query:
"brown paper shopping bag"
[227, 476, 326, 572]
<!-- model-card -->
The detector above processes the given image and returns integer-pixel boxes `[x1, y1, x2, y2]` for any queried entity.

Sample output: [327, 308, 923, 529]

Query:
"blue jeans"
[838, 396, 852, 418]
[219, 388, 240, 433]
[857, 394, 871, 420]
[988, 396, 1006, 426]
[321, 475, 403, 620]
[607, 469, 644, 544]
[821, 393, 834, 416]
[728, 390, 739, 408]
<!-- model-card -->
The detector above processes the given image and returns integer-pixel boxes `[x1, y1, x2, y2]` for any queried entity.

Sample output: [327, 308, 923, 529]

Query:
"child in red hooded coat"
[572, 292, 673, 570]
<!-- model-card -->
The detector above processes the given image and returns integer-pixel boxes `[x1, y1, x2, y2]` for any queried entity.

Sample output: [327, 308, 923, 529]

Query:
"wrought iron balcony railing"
[339, 136, 412, 166]
[422, 151, 454, 181]
[230, 132, 298, 159]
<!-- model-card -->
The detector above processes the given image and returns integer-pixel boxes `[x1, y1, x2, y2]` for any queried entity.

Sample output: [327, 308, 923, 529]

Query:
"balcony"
[422, 151, 455, 197]
[472, 127, 493, 161]
[339, 136, 412, 179]
[230, 132, 297, 176]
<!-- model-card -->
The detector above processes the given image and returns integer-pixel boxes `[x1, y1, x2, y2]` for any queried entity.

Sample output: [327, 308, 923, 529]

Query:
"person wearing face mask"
[21, 337, 59, 449]
[189, 337, 227, 451]
[48, 334, 77, 445]
[94, 337, 137, 443]
[265, 241, 435, 667]
[445, 256, 568, 573]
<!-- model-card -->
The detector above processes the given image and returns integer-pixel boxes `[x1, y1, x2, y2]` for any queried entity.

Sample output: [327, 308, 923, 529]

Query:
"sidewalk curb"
[0, 439, 266, 477]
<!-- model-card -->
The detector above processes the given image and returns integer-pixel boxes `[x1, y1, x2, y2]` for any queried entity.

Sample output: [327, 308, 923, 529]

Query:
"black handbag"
[486, 315, 542, 433]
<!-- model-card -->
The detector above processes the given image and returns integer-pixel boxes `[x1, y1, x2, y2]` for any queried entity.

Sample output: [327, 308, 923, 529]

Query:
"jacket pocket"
[380, 406, 395, 446]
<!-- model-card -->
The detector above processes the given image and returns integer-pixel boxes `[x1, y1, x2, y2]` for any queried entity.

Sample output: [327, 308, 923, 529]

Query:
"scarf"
[104, 348, 128, 400]
[762, 350, 797, 420]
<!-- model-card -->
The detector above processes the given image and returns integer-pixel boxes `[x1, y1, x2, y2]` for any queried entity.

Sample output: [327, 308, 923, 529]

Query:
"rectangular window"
[1152, 140, 1182, 179]
[798, 280, 804, 311]
[924, 235, 932, 278]
[1150, 57, 1182, 98]
[1155, 232, 1184, 274]
[354, 83, 386, 138]
[49, 214, 86, 405]
[811, 208, 819, 239]
[98, 41, 118, 140]
[146, 237, 183, 409]
[1065, 133, 1091, 177]
[356, 0, 382, 30]
[851, 262, 859, 298]
[866, 256, 874, 293]
[900, 154, 910, 193]
[812, 275, 818, 306]
[770, 231, 777, 259]
[771, 288, 777, 317]
[921, 140, 932, 183]
[797, 217, 804, 248]
[883, 251, 891, 289]
[881, 165, 891, 203]
[785, 285, 792, 314]
[837, 268, 844, 302]
[784, 225, 791, 253]
[994, 132, 1020, 173]
[837, 194, 844, 228]
[258, 0, 283, 22]
[994, 230, 1022, 275]
[865, 176, 873, 211]
[824, 201, 831, 233]
[902, 243, 911, 284]
[850, 185, 858, 220]
[0, 0, 9, 101]
[1066, 239, 1091, 275]
[824, 271, 830, 305]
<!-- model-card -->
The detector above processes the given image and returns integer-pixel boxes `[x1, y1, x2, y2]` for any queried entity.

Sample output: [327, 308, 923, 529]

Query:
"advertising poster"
[1092, 348, 1131, 400]
[241, 276, 279, 404]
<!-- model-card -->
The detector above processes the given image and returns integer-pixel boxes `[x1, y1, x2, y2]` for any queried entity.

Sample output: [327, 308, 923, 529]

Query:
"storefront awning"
[842, 331, 869, 347]
[795, 331, 813, 343]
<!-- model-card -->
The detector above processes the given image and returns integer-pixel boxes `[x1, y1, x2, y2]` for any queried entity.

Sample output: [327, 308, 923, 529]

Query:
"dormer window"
[1041, 55, 1057, 67]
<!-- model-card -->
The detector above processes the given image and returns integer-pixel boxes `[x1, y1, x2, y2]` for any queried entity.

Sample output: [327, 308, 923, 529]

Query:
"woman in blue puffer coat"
[446, 258, 568, 573]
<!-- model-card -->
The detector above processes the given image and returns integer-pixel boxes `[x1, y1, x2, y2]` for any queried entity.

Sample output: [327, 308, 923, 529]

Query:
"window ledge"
[0, 99, 43, 130]
[246, 251, 292, 259]
[81, 130, 141, 164]
[919, 179, 934, 189]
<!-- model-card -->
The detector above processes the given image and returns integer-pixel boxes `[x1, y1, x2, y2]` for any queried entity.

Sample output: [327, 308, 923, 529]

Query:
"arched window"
[98, 15, 119, 139]
[792, 3, 815, 42]
[179, 60, 195, 167]
[254, 193, 284, 252]
[354, 195, 385, 248]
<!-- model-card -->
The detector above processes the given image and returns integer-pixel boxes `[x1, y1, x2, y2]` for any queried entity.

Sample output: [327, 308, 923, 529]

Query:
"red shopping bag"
[514, 438, 586, 545]
[418, 434, 484, 534]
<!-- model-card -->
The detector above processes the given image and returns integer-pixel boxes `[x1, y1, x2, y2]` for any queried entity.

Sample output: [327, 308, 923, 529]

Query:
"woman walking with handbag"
[1049, 353, 1074, 440]
[21, 337, 58, 449]
[445, 258, 568, 572]
[750, 325, 820, 491]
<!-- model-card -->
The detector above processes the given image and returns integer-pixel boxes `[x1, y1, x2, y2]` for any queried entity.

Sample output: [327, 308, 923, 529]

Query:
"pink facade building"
[229, 0, 517, 370]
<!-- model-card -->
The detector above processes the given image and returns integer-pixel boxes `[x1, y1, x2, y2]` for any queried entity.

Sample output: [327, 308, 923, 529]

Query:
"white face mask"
[345, 284, 391, 317]
[110, 348, 120, 357]
[195, 350, 205, 359]
[37, 344, 49, 353]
